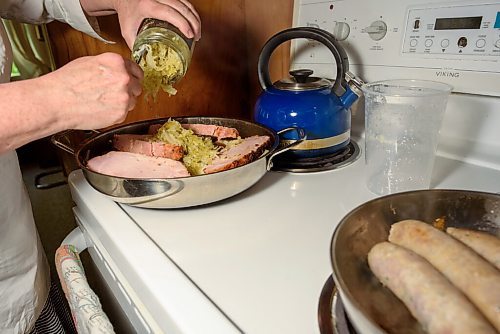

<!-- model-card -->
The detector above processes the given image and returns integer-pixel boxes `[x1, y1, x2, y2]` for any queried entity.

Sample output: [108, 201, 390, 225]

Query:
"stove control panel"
[403, 4, 500, 56]
[292, 0, 500, 96]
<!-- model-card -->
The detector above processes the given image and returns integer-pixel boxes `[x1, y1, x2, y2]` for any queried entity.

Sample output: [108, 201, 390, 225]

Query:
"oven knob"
[458, 36, 467, 48]
[364, 20, 387, 41]
[333, 21, 350, 41]
[494, 39, 500, 49]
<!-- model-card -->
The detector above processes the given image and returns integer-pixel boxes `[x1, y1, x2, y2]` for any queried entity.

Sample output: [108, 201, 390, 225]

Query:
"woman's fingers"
[124, 59, 144, 97]
[151, 0, 201, 39]
[114, 0, 201, 49]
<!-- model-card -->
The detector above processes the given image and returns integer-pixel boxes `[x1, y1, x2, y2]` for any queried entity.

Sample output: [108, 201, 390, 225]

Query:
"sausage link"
[389, 220, 500, 331]
[368, 242, 495, 334]
[446, 227, 500, 270]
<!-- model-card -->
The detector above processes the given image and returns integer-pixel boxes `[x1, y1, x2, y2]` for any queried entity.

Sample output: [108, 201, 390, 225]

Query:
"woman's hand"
[0, 53, 143, 152]
[80, 0, 202, 49]
[41, 52, 144, 130]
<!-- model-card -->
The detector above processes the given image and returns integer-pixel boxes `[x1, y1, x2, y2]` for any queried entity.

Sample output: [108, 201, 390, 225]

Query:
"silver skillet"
[52, 116, 305, 209]
[318, 189, 500, 334]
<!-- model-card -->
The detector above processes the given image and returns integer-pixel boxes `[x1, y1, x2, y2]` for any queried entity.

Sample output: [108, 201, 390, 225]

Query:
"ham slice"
[203, 135, 271, 174]
[181, 124, 239, 140]
[148, 124, 162, 135]
[113, 134, 184, 160]
[87, 151, 190, 178]
[148, 123, 240, 140]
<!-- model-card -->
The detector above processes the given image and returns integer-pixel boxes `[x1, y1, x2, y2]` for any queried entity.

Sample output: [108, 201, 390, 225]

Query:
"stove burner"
[318, 275, 358, 334]
[332, 291, 358, 334]
[272, 140, 361, 173]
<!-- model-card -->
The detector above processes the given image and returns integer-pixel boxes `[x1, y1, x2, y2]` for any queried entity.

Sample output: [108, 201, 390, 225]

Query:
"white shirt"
[0, 1, 107, 333]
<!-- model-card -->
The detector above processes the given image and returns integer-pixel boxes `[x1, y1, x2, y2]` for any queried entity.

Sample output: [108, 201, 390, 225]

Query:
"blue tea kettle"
[254, 27, 361, 158]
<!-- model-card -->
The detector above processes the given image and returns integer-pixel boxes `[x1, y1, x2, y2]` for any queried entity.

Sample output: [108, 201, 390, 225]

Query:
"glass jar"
[132, 18, 195, 89]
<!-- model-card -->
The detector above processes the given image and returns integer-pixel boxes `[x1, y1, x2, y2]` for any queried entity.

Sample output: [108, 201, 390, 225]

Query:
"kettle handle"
[258, 27, 349, 97]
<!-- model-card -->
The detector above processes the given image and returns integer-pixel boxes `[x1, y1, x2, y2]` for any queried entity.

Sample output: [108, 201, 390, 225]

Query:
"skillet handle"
[51, 130, 75, 154]
[266, 127, 307, 170]
[100, 178, 185, 206]
[51, 129, 100, 155]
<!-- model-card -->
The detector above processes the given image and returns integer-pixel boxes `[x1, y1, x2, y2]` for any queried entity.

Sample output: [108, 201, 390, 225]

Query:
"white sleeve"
[0, 0, 112, 43]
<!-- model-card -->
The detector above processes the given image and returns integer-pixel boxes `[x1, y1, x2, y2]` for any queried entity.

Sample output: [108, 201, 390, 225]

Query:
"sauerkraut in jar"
[132, 19, 195, 101]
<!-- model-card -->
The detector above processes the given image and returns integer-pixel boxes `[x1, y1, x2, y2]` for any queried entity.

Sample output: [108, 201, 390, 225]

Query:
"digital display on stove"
[434, 16, 482, 30]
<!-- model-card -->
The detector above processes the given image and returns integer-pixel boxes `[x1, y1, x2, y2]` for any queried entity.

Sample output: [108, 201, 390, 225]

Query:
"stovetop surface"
[69, 139, 500, 334]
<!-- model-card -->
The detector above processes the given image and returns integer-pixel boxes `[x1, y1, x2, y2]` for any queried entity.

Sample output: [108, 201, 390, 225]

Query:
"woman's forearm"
[0, 52, 143, 154]
[0, 78, 68, 153]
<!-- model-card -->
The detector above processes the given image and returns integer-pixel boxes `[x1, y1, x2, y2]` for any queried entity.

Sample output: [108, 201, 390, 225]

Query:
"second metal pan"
[322, 189, 500, 334]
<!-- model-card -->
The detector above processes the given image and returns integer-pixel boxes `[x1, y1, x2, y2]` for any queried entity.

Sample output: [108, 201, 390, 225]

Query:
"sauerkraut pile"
[154, 120, 219, 175]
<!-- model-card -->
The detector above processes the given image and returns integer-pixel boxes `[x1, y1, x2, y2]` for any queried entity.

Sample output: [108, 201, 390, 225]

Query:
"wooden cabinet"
[46, 0, 293, 123]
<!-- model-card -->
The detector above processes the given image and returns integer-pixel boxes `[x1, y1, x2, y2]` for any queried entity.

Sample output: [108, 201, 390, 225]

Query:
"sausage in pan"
[389, 220, 500, 331]
[368, 242, 496, 334]
[446, 227, 500, 270]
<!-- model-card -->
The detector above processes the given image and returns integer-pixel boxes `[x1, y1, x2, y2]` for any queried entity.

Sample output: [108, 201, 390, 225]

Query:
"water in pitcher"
[362, 80, 452, 195]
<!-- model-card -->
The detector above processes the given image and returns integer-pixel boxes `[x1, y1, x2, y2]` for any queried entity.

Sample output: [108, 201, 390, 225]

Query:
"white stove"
[67, 137, 500, 333]
[65, 0, 500, 333]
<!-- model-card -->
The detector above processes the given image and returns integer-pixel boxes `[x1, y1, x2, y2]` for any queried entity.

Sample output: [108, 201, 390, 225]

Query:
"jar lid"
[274, 69, 332, 91]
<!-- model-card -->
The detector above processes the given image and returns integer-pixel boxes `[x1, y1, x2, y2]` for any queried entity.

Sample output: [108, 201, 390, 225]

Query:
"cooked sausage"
[446, 227, 500, 270]
[368, 242, 495, 334]
[389, 220, 500, 331]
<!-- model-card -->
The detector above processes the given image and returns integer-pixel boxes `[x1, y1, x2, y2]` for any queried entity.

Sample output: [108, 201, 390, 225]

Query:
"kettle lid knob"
[275, 68, 332, 91]
[289, 69, 313, 83]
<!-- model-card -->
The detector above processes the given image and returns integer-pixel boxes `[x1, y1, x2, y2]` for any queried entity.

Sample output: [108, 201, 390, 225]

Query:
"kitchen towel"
[55, 244, 114, 334]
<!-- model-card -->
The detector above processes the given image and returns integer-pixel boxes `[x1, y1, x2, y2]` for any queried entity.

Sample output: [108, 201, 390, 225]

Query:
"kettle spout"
[339, 86, 359, 109]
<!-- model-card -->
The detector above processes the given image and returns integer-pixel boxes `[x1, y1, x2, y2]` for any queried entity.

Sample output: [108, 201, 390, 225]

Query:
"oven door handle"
[60, 226, 88, 252]
[56, 227, 115, 333]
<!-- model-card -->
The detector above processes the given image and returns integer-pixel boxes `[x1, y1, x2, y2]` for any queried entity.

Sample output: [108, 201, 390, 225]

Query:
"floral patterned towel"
[55, 245, 115, 334]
